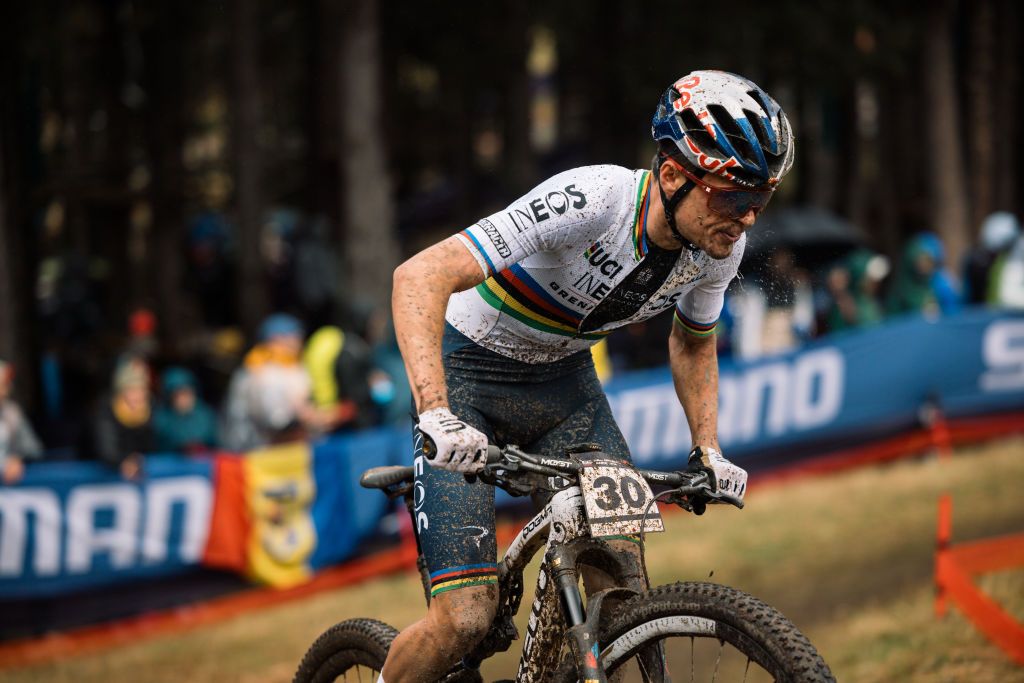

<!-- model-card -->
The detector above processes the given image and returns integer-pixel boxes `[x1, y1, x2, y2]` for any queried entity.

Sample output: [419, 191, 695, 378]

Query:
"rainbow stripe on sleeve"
[429, 563, 499, 597]
[673, 309, 718, 337]
[458, 229, 496, 277]
[630, 172, 652, 261]
[475, 264, 611, 340]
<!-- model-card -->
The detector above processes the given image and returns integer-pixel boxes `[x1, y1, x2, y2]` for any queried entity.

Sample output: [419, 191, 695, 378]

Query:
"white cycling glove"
[688, 446, 747, 507]
[417, 407, 489, 474]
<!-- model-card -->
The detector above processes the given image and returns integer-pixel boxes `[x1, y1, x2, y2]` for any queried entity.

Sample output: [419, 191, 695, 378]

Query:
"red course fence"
[934, 493, 1024, 665]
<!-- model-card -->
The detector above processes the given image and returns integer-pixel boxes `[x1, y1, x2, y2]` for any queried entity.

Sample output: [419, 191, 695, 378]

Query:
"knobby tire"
[293, 618, 397, 683]
[556, 581, 835, 682]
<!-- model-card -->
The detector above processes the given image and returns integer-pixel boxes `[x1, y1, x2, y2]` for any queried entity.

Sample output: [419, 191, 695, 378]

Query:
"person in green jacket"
[826, 249, 888, 333]
[154, 367, 218, 453]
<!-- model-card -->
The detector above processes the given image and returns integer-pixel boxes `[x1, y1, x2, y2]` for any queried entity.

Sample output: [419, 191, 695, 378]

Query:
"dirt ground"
[5, 437, 1024, 682]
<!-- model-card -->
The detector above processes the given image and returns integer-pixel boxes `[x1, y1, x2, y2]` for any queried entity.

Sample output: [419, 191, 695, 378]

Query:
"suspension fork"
[553, 538, 670, 683]
[549, 545, 606, 683]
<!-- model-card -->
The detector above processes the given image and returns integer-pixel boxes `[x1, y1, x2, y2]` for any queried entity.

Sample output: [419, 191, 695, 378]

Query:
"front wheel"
[562, 582, 835, 682]
[293, 618, 397, 683]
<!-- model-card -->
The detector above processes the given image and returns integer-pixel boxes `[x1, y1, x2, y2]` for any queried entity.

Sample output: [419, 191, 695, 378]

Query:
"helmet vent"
[708, 104, 757, 165]
[747, 89, 774, 116]
[743, 109, 772, 150]
[680, 109, 702, 131]
[678, 109, 715, 152]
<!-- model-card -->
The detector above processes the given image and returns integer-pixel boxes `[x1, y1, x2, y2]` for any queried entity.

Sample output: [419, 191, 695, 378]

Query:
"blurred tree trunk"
[877, 81, 908, 259]
[844, 81, 869, 238]
[339, 0, 399, 309]
[231, 0, 267, 335]
[801, 91, 837, 210]
[502, 0, 533, 194]
[148, 0, 187, 352]
[305, 0, 337, 222]
[0, 6, 20, 377]
[453, 67, 474, 225]
[967, 0, 996, 233]
[0, 137, 17, 366]
[923, 0, 971, 269]
[992, 0, 1019, 212]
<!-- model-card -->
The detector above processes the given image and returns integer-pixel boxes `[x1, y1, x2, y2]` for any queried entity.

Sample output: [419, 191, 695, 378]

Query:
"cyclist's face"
[661, 164, 758, 260]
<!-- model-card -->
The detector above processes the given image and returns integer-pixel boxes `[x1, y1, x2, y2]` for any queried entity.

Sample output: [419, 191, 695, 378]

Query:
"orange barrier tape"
[950, 536, 1024, 575]
[934, 494, 952, 617]
[934, 496, 1024, 665]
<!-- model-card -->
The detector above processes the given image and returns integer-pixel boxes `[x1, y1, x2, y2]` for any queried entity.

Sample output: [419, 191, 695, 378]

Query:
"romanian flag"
[242, 442, 317, 588]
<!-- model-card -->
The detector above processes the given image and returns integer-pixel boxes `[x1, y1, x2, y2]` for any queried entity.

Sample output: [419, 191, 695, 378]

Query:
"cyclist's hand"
[417, 407, 488, 474]
[687, 446, 747, 507]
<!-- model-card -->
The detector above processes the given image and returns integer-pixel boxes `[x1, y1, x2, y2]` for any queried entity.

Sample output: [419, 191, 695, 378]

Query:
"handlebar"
[423, 436, 738, 511]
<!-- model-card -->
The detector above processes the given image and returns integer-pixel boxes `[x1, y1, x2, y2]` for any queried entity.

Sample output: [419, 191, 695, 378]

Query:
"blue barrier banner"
[606, 309, 1024, 470]
[0, 456, 214, 599]
[309, 427, 403, 570]
[2, 309, 1021, 599]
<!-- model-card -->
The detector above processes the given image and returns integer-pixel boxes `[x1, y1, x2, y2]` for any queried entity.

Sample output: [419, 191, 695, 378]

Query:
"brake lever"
[477, 462, 536, 497]
[705, 491, 745, 510]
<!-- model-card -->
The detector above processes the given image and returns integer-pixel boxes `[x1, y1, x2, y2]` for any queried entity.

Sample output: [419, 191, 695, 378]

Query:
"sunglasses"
[667, 159, 774, 220]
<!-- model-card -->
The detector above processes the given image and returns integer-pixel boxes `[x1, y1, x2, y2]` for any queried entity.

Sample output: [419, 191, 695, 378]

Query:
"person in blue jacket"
[154, 367, 218, 453]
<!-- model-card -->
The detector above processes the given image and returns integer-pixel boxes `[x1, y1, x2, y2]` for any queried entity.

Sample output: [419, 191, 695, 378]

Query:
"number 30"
[593, 475, 647, 511]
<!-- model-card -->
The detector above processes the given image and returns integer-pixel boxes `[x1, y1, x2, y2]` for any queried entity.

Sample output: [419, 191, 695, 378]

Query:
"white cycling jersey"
[448, 165, 744, 363]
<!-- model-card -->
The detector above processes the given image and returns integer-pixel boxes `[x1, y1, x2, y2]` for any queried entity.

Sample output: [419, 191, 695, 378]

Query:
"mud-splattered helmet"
[652, 70, 795, 188]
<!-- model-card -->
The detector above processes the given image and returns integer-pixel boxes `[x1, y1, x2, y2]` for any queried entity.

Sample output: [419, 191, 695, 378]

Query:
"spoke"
[690, 636, 695, 683]
[711, 638, 723, 683]
[743, 656, 752, 683]
[637, 649, 651, 681]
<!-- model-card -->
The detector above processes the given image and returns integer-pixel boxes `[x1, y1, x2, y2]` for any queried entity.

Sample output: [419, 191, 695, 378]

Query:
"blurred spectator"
[887, 232, 961, 316]
[303, 325, 375, 432]
[992, 229, 1024, 309]
[292, 216, 342, 331]
[732, 248, 814, 359]
[186, 211, 235, 327]
[962, 212, 1021, 305]
[220, 313, 319, 450]
[262, 209, 300, 313]
[363, 310, 413, 426]
[825, 249, 889, 333]
[154, 367, 218, 453]
[0, 360, 43, 485]
[126, 307, 159, 360]
[83, 355, 154, 479]
[35, 241, 107, 439]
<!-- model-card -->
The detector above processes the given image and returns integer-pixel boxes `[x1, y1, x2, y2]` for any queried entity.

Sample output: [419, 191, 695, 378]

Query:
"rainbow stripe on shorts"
[429, 563, 499, 597]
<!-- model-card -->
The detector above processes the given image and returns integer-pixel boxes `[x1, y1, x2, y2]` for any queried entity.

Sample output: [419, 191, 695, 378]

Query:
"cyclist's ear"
[658, 159, 685, 194]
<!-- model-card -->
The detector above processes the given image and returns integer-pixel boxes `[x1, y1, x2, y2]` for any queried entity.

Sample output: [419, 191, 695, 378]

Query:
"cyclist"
[382, 70, 795, 683]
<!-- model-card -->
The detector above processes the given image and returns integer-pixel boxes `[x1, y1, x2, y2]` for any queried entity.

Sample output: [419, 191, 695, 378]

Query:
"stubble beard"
[697, 214, 742, 260]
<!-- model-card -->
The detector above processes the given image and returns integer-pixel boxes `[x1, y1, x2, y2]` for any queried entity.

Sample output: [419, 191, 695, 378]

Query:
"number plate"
[578, 459, 664, 537]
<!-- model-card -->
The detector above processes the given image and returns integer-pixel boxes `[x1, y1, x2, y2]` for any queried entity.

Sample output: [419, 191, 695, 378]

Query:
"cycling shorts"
[413, 324, 630, 598]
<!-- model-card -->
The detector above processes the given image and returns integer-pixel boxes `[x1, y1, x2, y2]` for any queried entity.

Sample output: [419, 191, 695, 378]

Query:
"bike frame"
[414, 484, 650, 683]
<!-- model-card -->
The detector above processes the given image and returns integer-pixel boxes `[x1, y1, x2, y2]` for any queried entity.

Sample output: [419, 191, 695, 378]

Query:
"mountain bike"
[294, 442, 835, 682]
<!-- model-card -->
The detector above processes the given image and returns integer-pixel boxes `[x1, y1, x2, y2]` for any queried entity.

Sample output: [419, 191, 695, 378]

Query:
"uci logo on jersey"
[506, 184, 587, 232]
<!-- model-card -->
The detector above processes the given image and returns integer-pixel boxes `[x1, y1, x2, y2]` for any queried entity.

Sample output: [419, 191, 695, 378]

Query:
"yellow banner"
[243, 442, 317, 588]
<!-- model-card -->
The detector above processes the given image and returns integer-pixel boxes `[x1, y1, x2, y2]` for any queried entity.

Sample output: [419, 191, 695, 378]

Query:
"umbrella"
[744, 207, 868, 266]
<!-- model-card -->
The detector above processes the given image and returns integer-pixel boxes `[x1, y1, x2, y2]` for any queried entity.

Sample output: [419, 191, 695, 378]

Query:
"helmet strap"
[654, 155, 700, 252]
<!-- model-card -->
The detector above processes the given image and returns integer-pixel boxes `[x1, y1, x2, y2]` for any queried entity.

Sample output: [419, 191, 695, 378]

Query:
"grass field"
[5, 437, 1024, 682]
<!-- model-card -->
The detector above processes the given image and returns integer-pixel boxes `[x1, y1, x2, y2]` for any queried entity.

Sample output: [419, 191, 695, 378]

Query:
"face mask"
[370, 377, 396, 405]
